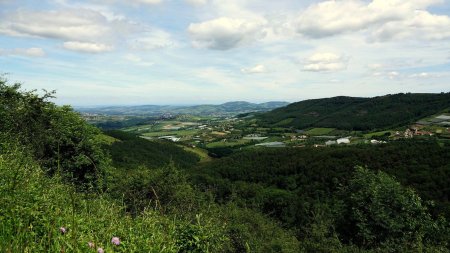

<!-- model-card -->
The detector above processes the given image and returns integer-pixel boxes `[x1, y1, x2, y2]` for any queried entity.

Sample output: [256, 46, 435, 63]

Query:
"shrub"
[0, 78, 108, 189]
[340, 166, 439, 250]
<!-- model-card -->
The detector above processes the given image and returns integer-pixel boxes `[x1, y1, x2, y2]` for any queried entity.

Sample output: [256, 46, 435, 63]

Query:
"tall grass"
[0, 144, 226, 252]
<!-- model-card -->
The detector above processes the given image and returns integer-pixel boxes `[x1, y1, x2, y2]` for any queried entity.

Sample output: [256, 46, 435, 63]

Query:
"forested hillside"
[257, 93, 450, 131]
[191, 141, 450, 250]
[104, 130, 199, 169]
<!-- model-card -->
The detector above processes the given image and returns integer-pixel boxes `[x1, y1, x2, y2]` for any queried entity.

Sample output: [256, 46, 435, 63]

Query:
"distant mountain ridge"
[76, 101, 290, 116]
[257, 93, 450, 131]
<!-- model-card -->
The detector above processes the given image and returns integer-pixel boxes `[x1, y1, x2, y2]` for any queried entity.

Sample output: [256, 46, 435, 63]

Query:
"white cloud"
[368, 63, 384, 70]
[370, 10, 450, 41]
[188, 17, 266, 50]
[130, 0, 163, 5]
[129, 30, 176, 50]
[295, 0, 399, 38]
[63, 41, 113, 53]
[185, 0, 207, 6]
[0, 7, 179, 54]
[409, 72, 443, 79]
[0, 8, 142, 53]
[295, 0, 450, 41]
[303, 52, 347, 72]
[368, 69, 402, 80]
[22, 47, 46, 57]
[0, 47, 45, 57]
[368, 70, 441, 80]
[123, 54, 154, 67]
[241, 64, 267, 74]
[410, 72, 431, 78]
[388, 71, 400, 79]
[0, 9, 112, 41]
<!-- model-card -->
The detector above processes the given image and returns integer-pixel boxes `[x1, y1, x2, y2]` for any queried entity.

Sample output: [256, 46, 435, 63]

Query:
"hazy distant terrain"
[76, 101, 289, 116]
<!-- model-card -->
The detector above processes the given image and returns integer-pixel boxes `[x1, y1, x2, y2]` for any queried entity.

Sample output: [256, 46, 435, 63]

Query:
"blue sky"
[1, 0, 449, 106]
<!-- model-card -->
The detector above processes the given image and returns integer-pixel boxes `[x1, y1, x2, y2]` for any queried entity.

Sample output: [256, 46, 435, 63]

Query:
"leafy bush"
[107, 162, 205, 215]
[175, 215, 227, 253]
[339, 167, 441, 250]
[218, 203, 301, 253]
[0, 78, 108, 189]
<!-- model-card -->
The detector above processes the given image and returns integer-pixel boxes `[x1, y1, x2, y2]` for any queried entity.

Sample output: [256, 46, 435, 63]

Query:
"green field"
[273, 118, 294, 126]
[95, 133, 120, 145]
[305, 128, 336, 135]
[363, 130, 392, 138]
[123, 123, 160, 132]
[206, 139, 252, 148]
[179, 145, 212, 163]
[123, 120, 199, 132]
[422, 125, 449, 133]
[141, 129, 199, 137]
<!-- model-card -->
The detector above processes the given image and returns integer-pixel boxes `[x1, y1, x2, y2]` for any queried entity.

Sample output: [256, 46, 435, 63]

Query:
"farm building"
[255, 142, 286, 148]
[158, 136, 181, 142]
[337, 137, 351, 144]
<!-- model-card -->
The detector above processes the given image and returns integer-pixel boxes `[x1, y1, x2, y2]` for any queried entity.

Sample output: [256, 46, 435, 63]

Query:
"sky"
[0, 0, 450, 106]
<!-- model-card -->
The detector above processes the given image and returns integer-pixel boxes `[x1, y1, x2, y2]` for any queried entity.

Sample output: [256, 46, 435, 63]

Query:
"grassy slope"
[178, 145, 213, 163]
[304, 128, 336, 135]
[0, 149, 200, 252]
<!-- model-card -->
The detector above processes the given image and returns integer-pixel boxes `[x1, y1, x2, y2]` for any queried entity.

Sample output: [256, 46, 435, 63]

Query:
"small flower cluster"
[95, 237, 120, 252]
[111, 237, 120, 246]
[59, 226, 121, 252]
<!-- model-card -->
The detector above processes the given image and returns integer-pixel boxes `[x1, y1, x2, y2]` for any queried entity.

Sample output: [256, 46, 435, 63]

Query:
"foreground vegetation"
[0, 79, 299, 252]
[1, 78, 449, 252]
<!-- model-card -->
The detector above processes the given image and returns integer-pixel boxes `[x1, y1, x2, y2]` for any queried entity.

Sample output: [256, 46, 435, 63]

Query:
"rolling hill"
[257, 93, 450, 131]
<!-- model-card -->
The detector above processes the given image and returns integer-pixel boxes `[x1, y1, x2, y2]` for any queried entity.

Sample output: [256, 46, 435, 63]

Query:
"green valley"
[1, 78, 450, 252]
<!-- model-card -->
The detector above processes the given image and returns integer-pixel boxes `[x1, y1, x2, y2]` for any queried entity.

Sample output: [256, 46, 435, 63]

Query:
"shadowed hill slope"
[257, 93, 450, 131]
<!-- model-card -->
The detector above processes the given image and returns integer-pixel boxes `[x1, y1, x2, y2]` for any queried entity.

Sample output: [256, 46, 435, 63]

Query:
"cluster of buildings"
[399, 128, 433, 139]
[290, 135, 308, 141]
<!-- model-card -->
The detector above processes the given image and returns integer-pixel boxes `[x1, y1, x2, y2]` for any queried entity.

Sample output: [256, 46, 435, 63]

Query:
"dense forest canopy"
[190, 141, 450, 248]
[104, 130, 199, 169]
[257, 93, 450, 131]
